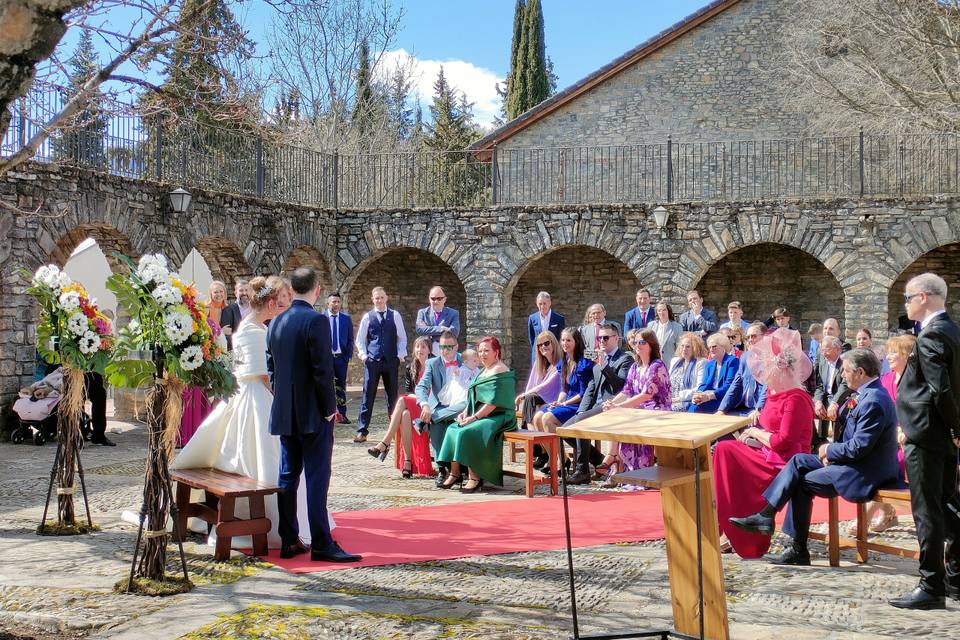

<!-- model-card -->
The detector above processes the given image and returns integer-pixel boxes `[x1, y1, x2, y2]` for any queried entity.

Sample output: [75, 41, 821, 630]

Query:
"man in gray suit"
[414, 330, 464, 486]
[562, 323, 634, 484]
[812, 335, 853, 446]
[416, 286, 461, 356]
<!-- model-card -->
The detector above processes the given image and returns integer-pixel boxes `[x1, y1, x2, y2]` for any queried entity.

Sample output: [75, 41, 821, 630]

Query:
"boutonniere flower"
[847, 397, 859, 411]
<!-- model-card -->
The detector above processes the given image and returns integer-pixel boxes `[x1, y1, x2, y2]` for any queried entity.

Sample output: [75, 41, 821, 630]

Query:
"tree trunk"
[55, 366, 86, 525]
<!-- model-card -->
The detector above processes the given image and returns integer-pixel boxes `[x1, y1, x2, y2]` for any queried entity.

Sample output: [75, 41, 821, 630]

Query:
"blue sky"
[57, 0, 710, 127]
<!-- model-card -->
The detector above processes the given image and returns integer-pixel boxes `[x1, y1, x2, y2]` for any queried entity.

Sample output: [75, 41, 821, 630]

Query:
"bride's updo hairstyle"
[249, 275, 284, 310]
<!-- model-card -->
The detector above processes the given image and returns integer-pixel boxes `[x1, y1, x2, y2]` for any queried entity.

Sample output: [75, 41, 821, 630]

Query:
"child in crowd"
[437, 348, 481, 412]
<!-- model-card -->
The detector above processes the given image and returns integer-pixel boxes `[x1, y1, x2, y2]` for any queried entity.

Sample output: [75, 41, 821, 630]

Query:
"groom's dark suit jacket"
[267, 299, 338, 436]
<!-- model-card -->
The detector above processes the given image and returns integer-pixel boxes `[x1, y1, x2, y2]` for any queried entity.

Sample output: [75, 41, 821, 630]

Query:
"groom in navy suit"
[267, 267, 361, 563]
[730, 348, 900, 566]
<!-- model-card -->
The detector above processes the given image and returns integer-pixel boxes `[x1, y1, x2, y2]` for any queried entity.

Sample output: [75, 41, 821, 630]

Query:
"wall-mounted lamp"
[169, 187, 192, 213]
[652, 205, 669, 232]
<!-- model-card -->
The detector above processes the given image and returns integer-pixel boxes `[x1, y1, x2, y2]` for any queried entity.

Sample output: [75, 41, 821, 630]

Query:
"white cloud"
[377, 49, 504, 129]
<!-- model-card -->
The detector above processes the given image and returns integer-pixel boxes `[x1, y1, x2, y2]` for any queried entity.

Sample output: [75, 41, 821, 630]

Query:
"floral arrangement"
[106, 254, 235, 398]
[22, 264, 114, 372]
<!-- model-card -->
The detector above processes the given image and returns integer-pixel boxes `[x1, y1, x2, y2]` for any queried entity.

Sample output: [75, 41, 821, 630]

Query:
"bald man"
[416, 286, 461, 356]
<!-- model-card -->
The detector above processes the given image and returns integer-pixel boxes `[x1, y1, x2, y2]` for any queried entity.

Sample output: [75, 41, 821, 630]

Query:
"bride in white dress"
[172, 275, 333, 548]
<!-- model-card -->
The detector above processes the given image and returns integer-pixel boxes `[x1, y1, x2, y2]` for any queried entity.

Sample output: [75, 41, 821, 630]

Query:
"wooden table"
[557, 408, 751, 640]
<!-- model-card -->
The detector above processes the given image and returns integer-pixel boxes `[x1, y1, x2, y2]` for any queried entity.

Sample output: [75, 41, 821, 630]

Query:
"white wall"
[63, 238, 117, 316]
[179, 248, 214, 300]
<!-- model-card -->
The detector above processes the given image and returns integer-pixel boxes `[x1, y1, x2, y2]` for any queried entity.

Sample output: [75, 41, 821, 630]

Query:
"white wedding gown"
[171, 319, 334, 548]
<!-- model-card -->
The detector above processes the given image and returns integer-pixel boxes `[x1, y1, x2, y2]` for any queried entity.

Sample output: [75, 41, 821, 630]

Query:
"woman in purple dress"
[594, 328, 672, 488]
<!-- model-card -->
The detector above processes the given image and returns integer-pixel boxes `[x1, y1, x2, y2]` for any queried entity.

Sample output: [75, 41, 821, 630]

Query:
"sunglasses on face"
[597, 335, 615, 342]
[633, 339, 648, 346]
[537, 342, 552, 348]
[439, 344, 457, 351]
[904, 293, 922, 303]
[430, 297, 446, 302]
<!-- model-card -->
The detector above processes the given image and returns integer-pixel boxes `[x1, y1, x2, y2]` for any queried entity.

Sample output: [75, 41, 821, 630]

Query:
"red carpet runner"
[256, 492, 860, 573]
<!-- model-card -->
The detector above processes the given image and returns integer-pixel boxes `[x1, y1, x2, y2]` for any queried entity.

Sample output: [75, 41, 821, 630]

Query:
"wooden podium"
[557, 408, 751, 640]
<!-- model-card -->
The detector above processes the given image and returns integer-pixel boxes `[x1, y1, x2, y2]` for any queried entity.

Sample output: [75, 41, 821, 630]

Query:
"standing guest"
[85, 372, 112, 446]
[579, 303, 620, 360]
[354, 287, 407, 444]
[890, 273, 960, 611]
[678, 290, 718, 338]
[594, 328, 672, 488]
[688, 333, 739, 413]
[624, 288, 656, 335]
[720, 301, 750, 331]
[812, 336, 852, 446]
[366, 336, 433, 478]
[729, 349, 899, 567]
[821, 317, 852, 351]
[718, 322, 767, 419]
[220, 279, 252, 350]
[806, 323, 823, 362]
[416, 286, 460, 357]
[207, 280, 227, 327]
[856, 327, 890, 375]
[557, 324, 634, 485]
[527, 292, 565, 361]
[669, 333, 708, 411]
[713, 328, 813, 558]
[178, 281, 224, 447]
[437, 336, 516, 493]
[515, 330, 562, 432]
[648, 302, 683, 362]
[322, 293, 353, 423]
[762, 307, 793, 331]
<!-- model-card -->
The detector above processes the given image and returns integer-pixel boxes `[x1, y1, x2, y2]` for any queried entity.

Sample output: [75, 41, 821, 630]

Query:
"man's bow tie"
[444, 361, 458, 368]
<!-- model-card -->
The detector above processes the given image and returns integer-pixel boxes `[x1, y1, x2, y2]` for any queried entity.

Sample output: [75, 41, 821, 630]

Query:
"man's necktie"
[332, 315, 340, 353]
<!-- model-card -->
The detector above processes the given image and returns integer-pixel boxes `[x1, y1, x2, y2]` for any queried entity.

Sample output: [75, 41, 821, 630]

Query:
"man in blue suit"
[623, 288, 656, 335]
[527, 291, 565, 361]
[415, 286, 460, 356]
[267, 267, 361, 563]
[678, 289, 718, 338]
[414, 330, 464, 486]
[729, 348, 900, 566]
[322, 292, 353, 423]
[689, 333, 739, 413]
[717, 322, 767, 418]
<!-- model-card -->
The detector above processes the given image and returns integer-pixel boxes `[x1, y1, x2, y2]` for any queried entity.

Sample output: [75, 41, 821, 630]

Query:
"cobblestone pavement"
[1, 401, 957, 640]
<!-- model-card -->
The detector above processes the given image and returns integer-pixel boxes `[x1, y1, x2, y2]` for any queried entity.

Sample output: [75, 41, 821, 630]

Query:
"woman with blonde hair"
[177, 280, 227, 446]
[668, 332, 707, 411]
[515, 330, 562, 469]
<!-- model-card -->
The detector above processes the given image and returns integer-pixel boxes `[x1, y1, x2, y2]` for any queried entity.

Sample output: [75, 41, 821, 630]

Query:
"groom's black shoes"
[889, 586, 946, 610]
[311, 541, 362, 563]
[279, 541, 309, 559]
[728, 512, 775, 535]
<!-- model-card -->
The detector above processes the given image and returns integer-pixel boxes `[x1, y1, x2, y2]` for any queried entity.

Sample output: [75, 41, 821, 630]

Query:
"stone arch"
[693, 242, 845, 331]
[888, 242, 960, 331]
[504, 244, 643, 388]
[283, 245, 335, 294]
[194, 236, 254, 293]
[344, 247, 468, 383]
[48, 224, 137, 274]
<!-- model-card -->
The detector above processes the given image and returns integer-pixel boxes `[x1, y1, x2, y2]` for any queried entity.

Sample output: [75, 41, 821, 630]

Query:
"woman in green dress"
[437, 336, 517, 493]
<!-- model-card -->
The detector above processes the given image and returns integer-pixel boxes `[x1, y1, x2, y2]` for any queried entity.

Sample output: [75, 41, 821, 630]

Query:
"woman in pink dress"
[713, 328, 814, 558]
[177, 281, 225, 446]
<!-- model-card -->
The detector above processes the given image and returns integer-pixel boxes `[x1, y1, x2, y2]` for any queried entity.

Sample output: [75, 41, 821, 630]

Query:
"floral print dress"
[619, 359, 672, 471]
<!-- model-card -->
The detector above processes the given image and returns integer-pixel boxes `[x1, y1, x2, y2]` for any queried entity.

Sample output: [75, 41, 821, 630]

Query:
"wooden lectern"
[557, 408, 751, 640]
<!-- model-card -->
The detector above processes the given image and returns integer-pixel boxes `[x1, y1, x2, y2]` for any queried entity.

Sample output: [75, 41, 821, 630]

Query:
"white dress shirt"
[354, 308, 408, 360]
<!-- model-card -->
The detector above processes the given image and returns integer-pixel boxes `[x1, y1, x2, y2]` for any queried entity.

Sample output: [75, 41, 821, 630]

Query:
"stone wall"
[888, 243, 960, 330]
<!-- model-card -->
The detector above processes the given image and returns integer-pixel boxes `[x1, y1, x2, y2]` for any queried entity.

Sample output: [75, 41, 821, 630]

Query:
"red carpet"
[256, 492, 861, 573]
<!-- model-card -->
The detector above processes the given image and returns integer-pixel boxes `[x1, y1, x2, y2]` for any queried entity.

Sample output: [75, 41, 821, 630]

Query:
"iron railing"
[5, 90, 960, 208]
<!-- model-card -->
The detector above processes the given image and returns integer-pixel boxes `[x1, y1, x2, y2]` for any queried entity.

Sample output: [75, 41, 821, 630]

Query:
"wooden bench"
[171, 467, 281, 561]
[503, 430, 560, 497]
[808, 488, 916, 567]
[508, 412, 602, 466]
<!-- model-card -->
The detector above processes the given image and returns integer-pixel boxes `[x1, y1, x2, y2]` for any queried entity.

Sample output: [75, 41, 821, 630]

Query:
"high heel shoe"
[367, 441, 390, 462]
[460, 478, 484, 493]
[401, 461, 413, 479]
[600, 457, 621, 489]
[439, 473, 463, 489]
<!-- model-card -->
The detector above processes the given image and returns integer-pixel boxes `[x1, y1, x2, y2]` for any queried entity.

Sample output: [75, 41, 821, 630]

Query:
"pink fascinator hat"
[746, 328, 813, 392]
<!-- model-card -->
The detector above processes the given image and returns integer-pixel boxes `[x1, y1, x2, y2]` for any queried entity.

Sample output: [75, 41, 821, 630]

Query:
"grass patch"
[182, 604, 329, 640]
[113, 575, 194, 596]
[36, 521, 100, 536]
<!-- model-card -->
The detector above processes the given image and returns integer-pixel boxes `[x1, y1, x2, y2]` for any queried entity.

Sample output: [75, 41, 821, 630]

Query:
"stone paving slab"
[1, 407, 958, 640]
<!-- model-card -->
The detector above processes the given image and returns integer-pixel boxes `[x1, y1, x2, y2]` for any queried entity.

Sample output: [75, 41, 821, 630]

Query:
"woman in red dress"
[366, 336, 434, 477]
[713, 328, 814, 558]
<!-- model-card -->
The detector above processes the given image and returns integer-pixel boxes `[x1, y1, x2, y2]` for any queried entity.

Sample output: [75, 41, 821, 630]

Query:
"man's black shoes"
[728, 512, 775, 535]
[280, 541, 309, 559]
[90, 435, 116, 447]
[566, 469, 591, 485]
[311, 541, 362, 563]
[764, 546, 810, 566]
[889, 587, 946, 610]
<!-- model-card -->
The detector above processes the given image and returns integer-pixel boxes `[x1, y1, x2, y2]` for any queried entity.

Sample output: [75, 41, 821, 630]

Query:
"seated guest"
[856, 327, 890, 375]
[806, 323, 823, 362]
[813, 335, 853, 446]
[624, 288, 656, 335]
[678, 289, 718, 338]
[729, 348, 901, 566]
[721, 327, 744, 357]
[720, 301, 750, 331]
[527, 291, 565, 361]
[437, 337, 516, 492]
[532, 328, 592, 436]
[367, 336, 433, 478]
[557, 324, 634, 485]
[594, 328, 672, 487]
[713, 328, 814, 558]
[688, 333, 739, 413]
[669, 332, 708, 411]
[717, 322, 767, 419]
[515, 331, 562, 468]
[415, 331, 465, 487]
[648, 301, 683, 361]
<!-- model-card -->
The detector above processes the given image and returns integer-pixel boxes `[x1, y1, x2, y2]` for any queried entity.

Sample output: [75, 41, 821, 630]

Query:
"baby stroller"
[11, 369, 91, 445]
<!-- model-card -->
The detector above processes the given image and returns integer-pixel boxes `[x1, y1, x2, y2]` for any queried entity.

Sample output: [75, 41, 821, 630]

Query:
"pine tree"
[387, 65, 413, 140]
[53, 29, 108, 169]
[353, 39, 374, 136]
[524, 0, 549, 109]
[506, 0, 528, 120]
[426, 68, 483, 205]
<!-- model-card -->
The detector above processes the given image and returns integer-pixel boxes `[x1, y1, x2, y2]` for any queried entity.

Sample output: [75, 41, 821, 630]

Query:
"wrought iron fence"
[5, 90, 960, 208]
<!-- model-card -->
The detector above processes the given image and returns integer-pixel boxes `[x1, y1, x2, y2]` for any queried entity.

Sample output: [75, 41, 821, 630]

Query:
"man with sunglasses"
[415, 331, 467, 487]
[416, 286, 461, 357]
[717, 322, 767, 421]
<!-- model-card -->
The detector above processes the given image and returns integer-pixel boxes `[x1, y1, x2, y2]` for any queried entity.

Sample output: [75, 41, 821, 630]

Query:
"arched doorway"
[344, 248, 467, 383]
[889, 243, 960, 331]
[506, 246, 642, 389]
[179, 248, 214, 296]
[283, 245, 334, 294]
[195, 236, 253, 296]
[695, 242, 845, 331]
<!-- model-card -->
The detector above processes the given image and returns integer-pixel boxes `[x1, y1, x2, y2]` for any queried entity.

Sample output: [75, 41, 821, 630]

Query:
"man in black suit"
[560, 323, 633, 485]
[220, 279, 252, 350]
[890, 273, 960, 610]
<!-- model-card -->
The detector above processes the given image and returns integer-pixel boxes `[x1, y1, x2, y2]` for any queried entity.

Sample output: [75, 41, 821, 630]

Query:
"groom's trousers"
[277, 429, 334, 549]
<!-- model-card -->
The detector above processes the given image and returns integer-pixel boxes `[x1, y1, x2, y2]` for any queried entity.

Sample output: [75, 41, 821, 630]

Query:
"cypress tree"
[524, 0, 549, 109]
[53, 29, 108, 169]
[506, 0, 528, 120]
[353, 39, 374, 136]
